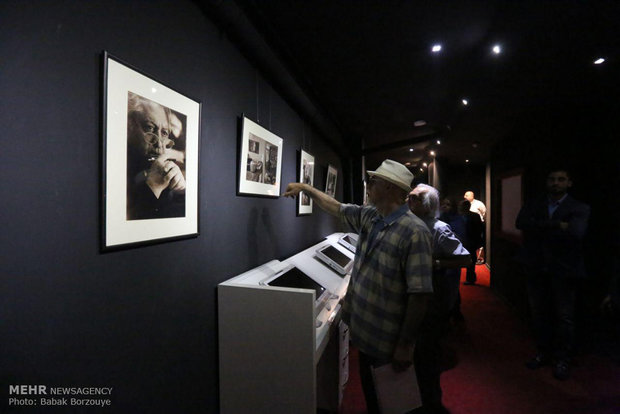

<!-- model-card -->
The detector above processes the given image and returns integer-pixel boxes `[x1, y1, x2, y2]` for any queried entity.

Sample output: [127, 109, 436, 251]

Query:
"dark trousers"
[449, 291, 463, 320]
[414, 313, 449, 411]
[358, 351, 381, 414]
[526, 271, 577, 361]
[465, 247, 477, 283]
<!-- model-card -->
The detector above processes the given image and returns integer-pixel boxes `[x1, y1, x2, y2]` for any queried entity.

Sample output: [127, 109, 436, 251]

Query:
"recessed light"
[462, 99, 469, 106]
[436, 140, 441, 145]
[465, 159, 470, 163]
[423, 162, 428, 167]
[492, 45, 501, 54]
[414, 120, 427, 127]
[409, 148, 414, 152]
[430, 151, 436, 156]
[420, 168, 424, 172]
[594, 58, 605, 65]
[432, 44, 442, 53]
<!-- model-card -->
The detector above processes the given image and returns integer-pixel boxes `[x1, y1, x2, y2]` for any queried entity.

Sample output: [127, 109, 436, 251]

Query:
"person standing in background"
[516, 168, 590, 380]
[409, 184, 471, 414]
[458, 200, 484, 285]
[463, 191, 486, 221]
[464, 190, 487, 264]
[440, 197, 467, 322]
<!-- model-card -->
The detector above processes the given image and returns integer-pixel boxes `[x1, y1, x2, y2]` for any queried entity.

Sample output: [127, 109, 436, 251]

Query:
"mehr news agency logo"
[8, 385, 113, 407]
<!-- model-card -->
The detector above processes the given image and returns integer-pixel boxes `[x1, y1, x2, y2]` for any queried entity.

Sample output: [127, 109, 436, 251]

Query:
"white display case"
[218, 233, 354, 414]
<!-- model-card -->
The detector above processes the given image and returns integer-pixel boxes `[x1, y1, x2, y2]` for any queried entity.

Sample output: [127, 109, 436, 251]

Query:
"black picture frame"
[101, 52, 201, 250]
[297, 149, 315, 215]
[325, 164, 338, 198]
[237, 116, 283, 198]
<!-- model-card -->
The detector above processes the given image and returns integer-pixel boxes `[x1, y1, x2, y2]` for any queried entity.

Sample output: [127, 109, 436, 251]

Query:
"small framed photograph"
[102, 52, 201, 250]
[237, 116, 283, 197]
[325, 164, 338, 198]
[298, 149, 315, 215]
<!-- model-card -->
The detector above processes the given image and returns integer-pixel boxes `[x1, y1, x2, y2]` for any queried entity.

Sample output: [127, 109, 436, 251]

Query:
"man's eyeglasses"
[141, 121, 175, 149]
[407, 193, 422, 202]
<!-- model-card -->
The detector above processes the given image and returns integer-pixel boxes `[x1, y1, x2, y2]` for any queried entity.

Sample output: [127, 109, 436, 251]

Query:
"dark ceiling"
[210, 0, 619, 171]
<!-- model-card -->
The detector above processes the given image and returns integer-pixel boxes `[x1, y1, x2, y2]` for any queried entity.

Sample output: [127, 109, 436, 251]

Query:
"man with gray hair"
[126, 92, 186, 219]
[284, 159, 433, 414]
[408, 183, 471, 414]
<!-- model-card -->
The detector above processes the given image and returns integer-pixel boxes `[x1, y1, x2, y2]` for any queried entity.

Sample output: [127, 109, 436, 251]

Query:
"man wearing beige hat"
[284, 159, 433, 414]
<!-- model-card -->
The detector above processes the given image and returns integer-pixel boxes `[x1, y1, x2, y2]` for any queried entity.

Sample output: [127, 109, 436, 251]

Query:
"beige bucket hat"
[367, 159, 414, 192]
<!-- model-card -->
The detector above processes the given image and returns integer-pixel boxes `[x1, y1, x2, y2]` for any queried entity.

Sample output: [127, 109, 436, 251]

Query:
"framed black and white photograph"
[325, 164, 338, 198]
[298, 149, 315, 215]
[237, 116, 283, 197]
[102, 52, 201, 250]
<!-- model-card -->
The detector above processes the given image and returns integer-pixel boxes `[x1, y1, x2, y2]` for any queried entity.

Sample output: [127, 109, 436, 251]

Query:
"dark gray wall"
[435, 160, 486, 206]
[0, 1, 344, 412]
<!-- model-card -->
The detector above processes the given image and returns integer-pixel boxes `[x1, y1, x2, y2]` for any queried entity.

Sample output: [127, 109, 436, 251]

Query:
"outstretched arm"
[282, 182, 341, 217]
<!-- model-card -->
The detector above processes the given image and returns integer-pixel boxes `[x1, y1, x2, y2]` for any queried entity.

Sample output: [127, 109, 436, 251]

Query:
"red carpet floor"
[341, 265, 620, 414]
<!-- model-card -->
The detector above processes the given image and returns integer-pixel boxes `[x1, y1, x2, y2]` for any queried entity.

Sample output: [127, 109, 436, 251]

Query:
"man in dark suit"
[516, 168, 590, 380]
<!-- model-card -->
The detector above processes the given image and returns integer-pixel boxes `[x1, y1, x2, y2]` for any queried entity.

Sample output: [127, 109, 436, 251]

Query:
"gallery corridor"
[341, 265, 620, 414]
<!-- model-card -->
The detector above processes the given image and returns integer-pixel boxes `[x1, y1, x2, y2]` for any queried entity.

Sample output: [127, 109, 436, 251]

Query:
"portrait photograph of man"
[103, 53, 200, 249]
[126, 92, 187, 220]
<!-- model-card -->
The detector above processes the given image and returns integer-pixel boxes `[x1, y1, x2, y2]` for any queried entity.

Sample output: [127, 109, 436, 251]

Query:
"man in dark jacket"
[516, 168, 590, 380]
[457, 200, 484, 285]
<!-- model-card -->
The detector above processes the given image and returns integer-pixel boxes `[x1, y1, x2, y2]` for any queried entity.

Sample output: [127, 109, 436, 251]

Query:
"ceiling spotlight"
[409, 148, 414, 152]
[420, 168, 424, 172]
[594, 58, 605, 65]
[465, 159, 470, 163]
[405, 162, 411, 166]
[492, 45, 501, 54]
[462, 99, 469, 106]
[432, 44, 442, 53]
[423, 162, 428, 167]
[436, 140, 441, 145]
[430, 150, 436, 156]
[414, 120, 427, 127]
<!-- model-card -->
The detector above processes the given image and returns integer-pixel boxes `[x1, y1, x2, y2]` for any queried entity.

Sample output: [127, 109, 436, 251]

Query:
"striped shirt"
[340, 203, 433, 360]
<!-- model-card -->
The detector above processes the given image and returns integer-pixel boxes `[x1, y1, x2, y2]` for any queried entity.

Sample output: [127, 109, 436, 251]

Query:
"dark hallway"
[342, 265, 620, 414]
[2, 2, 618, 413]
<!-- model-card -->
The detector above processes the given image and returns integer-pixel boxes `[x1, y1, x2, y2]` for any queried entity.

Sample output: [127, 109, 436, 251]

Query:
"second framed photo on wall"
[237, 116, 283, 197]
[325, 164, 337, 198]
[298, 150, 315, 215]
